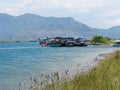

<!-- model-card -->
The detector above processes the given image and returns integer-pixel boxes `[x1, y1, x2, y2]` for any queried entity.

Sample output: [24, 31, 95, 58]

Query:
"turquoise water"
[0, 42, 118, 89]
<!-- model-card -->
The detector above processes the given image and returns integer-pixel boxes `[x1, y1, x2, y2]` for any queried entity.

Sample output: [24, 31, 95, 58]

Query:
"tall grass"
[15, 50, 120, 90]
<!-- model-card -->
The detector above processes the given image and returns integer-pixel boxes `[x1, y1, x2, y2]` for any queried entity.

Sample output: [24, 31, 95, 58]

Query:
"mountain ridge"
[0, 13, 119, 40]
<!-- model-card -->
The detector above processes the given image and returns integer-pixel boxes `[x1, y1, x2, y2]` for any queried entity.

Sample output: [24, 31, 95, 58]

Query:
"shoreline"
[42, 50, 120, 90]
[13, 49, 120, 90]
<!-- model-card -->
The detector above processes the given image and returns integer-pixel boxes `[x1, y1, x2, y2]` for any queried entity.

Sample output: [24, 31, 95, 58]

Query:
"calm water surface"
[0, 42, 119, 89]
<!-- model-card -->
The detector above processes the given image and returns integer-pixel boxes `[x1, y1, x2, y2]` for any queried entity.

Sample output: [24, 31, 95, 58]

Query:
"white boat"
[111, 40, 120, 47]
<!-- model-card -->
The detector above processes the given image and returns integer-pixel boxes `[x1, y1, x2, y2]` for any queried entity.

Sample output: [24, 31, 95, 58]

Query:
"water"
[0, 42, 119, 89]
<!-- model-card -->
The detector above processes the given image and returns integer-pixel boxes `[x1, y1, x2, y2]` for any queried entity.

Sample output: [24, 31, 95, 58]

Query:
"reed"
[16, 50, 120, 90]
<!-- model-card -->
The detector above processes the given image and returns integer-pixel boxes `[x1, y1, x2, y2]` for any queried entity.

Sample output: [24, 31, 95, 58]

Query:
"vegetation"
[15, 50, 120, 90]
[90, 35, 112, 44]
[57, 50, 120, 90]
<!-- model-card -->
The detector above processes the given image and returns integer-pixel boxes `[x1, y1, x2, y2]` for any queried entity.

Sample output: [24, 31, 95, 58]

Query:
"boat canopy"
[115, 40, 120, 42]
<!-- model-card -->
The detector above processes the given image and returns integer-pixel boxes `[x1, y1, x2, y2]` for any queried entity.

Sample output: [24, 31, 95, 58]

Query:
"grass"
[15, 50, 120, 90]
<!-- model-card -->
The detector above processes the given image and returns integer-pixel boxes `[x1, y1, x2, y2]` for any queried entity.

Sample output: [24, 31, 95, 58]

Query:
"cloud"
[105, 18, 120, 27]
[102, 9, 120, 17]
[0, 0, 107, 15]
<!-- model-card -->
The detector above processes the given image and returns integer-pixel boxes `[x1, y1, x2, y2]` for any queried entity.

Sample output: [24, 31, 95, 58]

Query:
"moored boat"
[48, 41, 63, 47]
[111, 40, 120, 47]
[73, 38, 87, 46]
[38, 37, 87, 47]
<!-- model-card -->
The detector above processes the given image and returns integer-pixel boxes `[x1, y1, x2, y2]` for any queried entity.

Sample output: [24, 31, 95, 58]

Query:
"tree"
[90, 35, 111, 44]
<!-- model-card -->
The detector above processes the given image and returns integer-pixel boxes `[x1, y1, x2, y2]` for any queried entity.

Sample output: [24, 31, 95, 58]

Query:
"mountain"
[0, 13, 120, 40]
[106, 26, 120, 38]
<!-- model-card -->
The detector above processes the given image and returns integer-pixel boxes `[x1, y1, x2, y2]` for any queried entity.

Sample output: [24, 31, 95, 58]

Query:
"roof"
[115, 40, 120, 42]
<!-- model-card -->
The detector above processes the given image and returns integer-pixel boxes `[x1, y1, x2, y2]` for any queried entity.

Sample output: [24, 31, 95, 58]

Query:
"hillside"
[0, 13, 119, 40]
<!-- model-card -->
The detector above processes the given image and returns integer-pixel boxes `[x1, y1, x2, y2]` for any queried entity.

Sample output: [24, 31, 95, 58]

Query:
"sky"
[0, 0, 120, 29]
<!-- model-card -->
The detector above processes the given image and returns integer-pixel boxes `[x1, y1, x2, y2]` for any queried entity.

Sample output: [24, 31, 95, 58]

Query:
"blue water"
[0, 42, 119, 89]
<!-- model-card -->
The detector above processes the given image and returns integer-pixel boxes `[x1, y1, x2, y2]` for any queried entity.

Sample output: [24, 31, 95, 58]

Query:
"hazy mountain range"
[0, 13, 120, 41]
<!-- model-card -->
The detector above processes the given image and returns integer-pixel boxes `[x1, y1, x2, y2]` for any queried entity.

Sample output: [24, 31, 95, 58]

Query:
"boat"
[64, 41, 74, 47]
[38, 38, 48, 47]
[47, 41, 63, 47]
[62, 38, 75, 47]
[73, 38, 87, 46]
[41, 43, 48, 47]
[38, 37, 87, 47]
[73, 42, 87, 46]
[111, 40, 120, 47]
[47, 37, 64, 47]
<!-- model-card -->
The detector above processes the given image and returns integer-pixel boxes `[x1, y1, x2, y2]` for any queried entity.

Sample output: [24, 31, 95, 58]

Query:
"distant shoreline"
[0, 40, 37, 43]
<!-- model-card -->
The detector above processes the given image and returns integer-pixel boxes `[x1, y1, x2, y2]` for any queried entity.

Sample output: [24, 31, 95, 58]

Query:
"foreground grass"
[17, 50, 120, 90]
[59, 50, 120, 90]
